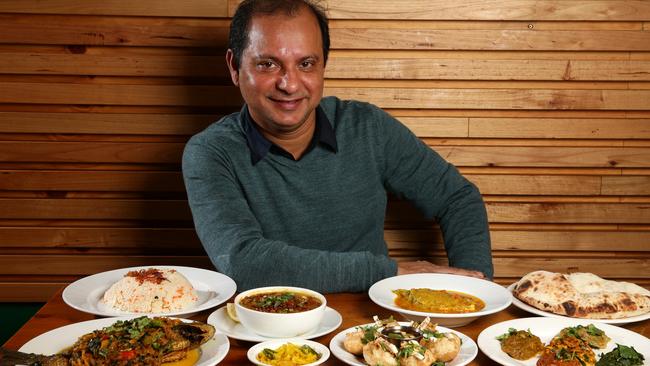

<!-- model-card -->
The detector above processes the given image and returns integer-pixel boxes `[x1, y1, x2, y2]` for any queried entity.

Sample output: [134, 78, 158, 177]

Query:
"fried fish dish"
[1, 316, 215, 366]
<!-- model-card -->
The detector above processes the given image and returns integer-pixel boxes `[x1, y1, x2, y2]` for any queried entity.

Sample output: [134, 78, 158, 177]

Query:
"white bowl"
[235, 286, 326, 338]
[247, 338, 330, 366]
[368, 273, 512, 327]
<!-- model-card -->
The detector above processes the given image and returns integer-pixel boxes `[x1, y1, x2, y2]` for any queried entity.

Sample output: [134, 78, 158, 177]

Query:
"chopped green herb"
[596, 344, 645, 366]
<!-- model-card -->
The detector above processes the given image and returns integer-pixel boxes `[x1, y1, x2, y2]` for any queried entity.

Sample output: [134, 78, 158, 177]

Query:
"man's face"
[226, 7, 325, 134]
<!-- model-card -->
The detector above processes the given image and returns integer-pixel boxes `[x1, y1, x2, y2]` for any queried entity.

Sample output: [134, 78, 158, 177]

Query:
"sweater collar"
[242, 104, 337, 165]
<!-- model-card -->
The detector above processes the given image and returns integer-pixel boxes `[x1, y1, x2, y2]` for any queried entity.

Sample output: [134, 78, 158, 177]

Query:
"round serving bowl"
[234, 286, 327, 338]
[368, 273, 512, 327]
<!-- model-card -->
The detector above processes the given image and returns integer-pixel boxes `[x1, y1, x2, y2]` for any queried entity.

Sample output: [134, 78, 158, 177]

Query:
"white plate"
[477, 316, 650, 366]
[368, 273, 512, 327]
[208, 306, 342, 342]
[329, 321, 478, 366]
[507, 283, 650, 325]
[63, 265, 237, 317]
[19, 316, 230, 366]
[247, 339, 330, 366]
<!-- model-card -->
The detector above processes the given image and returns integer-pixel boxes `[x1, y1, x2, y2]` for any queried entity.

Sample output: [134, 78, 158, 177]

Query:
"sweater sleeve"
[377, 110, 494, 279]
[182, 132, 397, 293]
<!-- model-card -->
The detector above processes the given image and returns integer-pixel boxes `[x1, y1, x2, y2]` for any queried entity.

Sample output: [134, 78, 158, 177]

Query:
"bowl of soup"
[234, 286, 326, 338]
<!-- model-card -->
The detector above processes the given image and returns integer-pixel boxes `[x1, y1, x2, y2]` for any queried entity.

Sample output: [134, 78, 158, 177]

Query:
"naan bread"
[513, 270, 650, 319]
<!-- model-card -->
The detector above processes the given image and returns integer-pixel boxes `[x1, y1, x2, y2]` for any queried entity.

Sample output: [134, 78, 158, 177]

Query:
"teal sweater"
[182, 97, 493, 292]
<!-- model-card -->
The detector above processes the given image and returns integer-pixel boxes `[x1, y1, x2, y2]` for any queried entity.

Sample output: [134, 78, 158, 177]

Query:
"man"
[182, 0, 493, 292]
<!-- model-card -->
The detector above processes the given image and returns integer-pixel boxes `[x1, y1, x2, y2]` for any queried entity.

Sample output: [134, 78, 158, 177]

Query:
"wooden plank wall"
[0, 0, 649, 301]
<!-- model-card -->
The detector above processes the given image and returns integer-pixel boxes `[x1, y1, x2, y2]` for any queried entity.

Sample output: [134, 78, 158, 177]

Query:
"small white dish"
[247, 338, 330, 366]
[507, 283, 650, 325]
[62, 265, 237, 317]
[329, 321, 478, 366]
[368, 273, 512, 327]
[19, 316, 230, 366]
[477, 316, 650, 366]
[207, 306, 342, 342]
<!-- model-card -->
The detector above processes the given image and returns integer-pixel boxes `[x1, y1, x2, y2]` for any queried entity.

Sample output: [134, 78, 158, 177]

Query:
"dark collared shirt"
[242, 105, 338, 164]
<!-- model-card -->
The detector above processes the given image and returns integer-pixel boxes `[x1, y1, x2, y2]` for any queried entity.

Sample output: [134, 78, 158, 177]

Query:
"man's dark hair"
[228, 0, 330, 70]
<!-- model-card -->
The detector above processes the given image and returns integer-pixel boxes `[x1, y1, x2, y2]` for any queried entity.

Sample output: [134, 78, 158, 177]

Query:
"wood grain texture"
[324, 1, 650, 21]
[330, 28, 650, 51]
[0, 83, 241, 107]
[0, 15, 229, 47]
[2, 0, 650, 301]
[0, 0, 229, 17]
[325, 87, 650, 110]
[0, 52, 228, 77]
[226, 0, 650, 21]
[326, 58, 650, 81]
[0, 112, 218, 135]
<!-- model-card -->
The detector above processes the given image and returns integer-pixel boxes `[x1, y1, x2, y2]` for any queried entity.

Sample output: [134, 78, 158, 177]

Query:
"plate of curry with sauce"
[368, 274, 512, 327]
[477, 317, 650, 366]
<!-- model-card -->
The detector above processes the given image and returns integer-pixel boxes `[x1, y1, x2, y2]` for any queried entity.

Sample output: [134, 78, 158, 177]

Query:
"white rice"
[103, 268, 199, 313]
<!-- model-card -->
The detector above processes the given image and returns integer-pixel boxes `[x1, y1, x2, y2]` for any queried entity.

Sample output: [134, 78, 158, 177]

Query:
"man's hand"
[397, 260, 486, 279]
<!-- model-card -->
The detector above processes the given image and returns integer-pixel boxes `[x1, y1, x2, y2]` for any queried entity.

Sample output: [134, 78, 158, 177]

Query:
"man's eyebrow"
[252, 54, 279, 61]
[253, 54, 321, 61]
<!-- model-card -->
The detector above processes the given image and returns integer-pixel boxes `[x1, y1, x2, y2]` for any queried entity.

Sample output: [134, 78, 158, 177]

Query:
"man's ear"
[225, 49, 239, 86]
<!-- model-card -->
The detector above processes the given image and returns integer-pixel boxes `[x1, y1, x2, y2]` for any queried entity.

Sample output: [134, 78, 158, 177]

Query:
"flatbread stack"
[512, 270, 650, 319]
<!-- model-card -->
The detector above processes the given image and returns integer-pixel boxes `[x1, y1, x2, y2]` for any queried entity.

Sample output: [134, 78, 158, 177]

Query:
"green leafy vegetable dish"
[596, 344, 645, 366]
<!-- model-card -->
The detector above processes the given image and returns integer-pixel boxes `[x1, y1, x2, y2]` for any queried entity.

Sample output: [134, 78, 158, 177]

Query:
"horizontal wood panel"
[0, 170, 185, 191]
[0, 227, 199, 248]
[492, 257, 650, 278]
[331, 29, 650, 51]
[323, 1, 650, 21]
[326, 88, 650, 110]
[0, 254, 646, 280]
[0, 255, 212, 275]
[4, 53, 649, 82]
[0, 0, 229, 17]
[0, 83, 241, 107]
[4, 83, 649, 110]
[2, 142, 649, 168]
[432, 146, 650, 168]
[0, 142, 184, 163]
[386, 200, 650, 225]
[602, 176, 650, 195]
[10, 0, 644, 21]
[0, 15, 229, 47]
[486, 202, 650, 224]
[12, 170, 650, 196]
[0, 52, 228, 77]
[0, 112, 216, 135]
[0, 199, 191, 220]
[386, 228, 650, 252]
[400, 117, 468, 137]
[3, 199, 650, 224]
[0, 282, 63, 302]
[490, 230, 650, 252]
[2, 226, 648, 252]
[3, 15, 650, 51]
[2, 113, 648, 140]
[466, 175, 601, 196]
[468, 118, 650, 139]
[326, 58, 650, 81]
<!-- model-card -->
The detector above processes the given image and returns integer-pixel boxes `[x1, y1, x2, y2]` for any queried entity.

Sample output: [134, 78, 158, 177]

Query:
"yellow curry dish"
[392, 288, 486, 314]
[256, 343, 321, 366]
